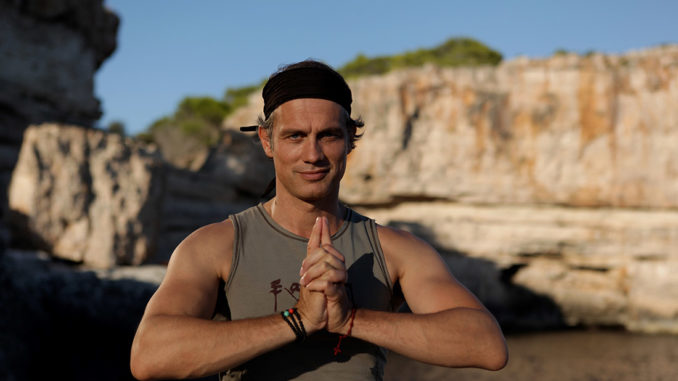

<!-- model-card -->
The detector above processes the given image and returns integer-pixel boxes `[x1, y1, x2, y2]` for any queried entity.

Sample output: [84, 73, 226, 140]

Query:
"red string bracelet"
[333, 308, 356, 356]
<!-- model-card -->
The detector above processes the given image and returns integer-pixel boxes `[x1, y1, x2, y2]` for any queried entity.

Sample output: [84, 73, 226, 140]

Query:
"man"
[130, 60, 507, 381]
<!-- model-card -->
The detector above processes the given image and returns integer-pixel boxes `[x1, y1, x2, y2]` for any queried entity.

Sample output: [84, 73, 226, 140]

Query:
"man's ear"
[258, 126, 273, 158]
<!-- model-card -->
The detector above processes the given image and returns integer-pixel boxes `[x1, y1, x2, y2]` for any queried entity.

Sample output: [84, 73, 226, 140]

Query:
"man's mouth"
[298, 169, 329, 181]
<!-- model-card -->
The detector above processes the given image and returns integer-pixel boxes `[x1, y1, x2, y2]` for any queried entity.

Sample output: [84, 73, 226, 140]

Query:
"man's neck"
[263, 193, 345, 239]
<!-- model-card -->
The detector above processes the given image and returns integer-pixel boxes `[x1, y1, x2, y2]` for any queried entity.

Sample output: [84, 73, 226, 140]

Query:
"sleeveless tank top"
[217, 203, 395, 381]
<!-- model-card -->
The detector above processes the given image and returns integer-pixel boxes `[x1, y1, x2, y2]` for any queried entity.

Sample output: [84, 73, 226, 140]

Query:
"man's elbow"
[130, 354, 152, 381]
[130, 332, 161, 381]
[481, 340, 508, 371]
[130, 343, 152, 381]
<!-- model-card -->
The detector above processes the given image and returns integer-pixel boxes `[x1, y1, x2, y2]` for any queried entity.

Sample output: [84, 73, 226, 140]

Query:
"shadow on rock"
[0, 250, 213, 381]
[387, 220, 566, 333]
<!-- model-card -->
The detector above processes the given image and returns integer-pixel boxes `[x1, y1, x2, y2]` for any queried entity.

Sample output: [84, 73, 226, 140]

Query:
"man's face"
[259, 98, 349, 202]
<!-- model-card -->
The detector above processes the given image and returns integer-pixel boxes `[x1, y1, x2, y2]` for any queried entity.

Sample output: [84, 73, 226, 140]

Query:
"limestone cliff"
[0, 0, 119, 246]
[0, 0, 118, 131]
[343, 47, 678, 209]
[9, 125, 164, 267]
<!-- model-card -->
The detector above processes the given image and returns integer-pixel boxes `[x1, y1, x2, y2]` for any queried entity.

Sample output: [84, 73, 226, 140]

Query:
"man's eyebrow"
[322, 126, 344, 132]
[279, 126, 307, 135]
[320, 125, 345, 133]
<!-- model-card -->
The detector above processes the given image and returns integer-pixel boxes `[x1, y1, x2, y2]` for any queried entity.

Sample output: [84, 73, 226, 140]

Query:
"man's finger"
[320, 217, 333, 247]
[321, 244, 345, 262]
[307, 217, 321, 255]
[319, 217, 344, 261]
[300, 255, 346, 286]
[305, 279, 346, 295]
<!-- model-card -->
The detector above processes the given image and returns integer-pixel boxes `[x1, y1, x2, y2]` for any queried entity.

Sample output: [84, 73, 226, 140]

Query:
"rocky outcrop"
[224, 46, 678, 333]
[8, 124, 263, 267]
[342, 47, 678, 208]
[0, 0, 117, 125]
[360, 202, 678, 333]
[0, 0, 119, 248]
[9, 124, 164, 267]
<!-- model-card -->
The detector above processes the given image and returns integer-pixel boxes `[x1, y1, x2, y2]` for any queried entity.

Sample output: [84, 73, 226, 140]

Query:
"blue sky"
[96, 0, 678, 135]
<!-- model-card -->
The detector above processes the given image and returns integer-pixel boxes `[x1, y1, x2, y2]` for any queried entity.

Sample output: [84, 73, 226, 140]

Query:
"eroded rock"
[9, 124, 164, 267]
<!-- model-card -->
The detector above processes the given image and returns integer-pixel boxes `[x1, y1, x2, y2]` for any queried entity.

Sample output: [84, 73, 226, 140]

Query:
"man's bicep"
[379, 226, 484, 314]
[143, 222, 232, 319]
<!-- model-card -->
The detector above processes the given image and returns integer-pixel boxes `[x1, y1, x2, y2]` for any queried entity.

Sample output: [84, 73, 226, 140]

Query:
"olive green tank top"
[218, 203, 395, 381]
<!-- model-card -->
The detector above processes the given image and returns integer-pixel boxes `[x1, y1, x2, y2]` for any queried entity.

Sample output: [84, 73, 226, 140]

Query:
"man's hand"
[294, 217, 330, 334]
[299, 217, 353, 334]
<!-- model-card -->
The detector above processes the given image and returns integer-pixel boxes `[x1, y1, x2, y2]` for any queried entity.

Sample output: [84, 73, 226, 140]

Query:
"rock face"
[342, 47, 678, 208]
[360, 203, 678, 333]
[225, 46, 678, 333]
[0, 0, 118, 247]
[9, 124, 164, 267]
[0, 0, 117, 126]
[8, 124, 263, 267]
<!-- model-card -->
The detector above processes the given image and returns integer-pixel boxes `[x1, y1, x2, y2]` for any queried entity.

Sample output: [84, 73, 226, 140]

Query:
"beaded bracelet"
[281, 308, 307, 342]
[333, 308, 357, 356]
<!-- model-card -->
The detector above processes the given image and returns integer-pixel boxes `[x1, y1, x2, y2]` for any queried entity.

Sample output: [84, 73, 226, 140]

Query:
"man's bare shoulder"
[169, 218, 235, 282]
[143, 219, 235, 320]
[375, 223, 434, 256]
[178, 218, 235, 251]
[374, 223, 483, 313]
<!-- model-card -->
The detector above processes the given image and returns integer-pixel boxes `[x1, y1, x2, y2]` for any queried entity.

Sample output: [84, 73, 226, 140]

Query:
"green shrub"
[224, 82, 264, 110]
[176, 97, 231, 126]
[338, 37, 502, 78]
[106, 120, 126, 136]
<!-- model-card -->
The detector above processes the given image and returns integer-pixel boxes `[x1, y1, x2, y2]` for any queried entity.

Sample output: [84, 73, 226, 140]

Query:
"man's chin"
[294, 185, 335, 202]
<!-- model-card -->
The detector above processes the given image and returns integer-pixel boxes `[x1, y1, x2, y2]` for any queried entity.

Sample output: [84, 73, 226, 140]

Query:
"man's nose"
[302, 138, 325, 163]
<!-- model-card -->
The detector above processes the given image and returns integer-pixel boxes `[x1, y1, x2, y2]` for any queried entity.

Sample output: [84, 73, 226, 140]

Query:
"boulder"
[0, 0, 119, 250]
[9, 124, 164, 267]
[0, 0, 118, 127]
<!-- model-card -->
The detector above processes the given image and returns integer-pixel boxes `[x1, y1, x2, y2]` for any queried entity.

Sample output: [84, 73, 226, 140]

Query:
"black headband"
[240, 66, 352, 132]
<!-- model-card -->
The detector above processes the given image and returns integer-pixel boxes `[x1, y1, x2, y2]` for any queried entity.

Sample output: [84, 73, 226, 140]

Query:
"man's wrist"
[280, 308, 307, 342]
[331, 307, 357, 336]
[293, 307, 323, 335]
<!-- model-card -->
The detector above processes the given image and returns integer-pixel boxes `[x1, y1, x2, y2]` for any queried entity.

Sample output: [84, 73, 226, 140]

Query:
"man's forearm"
[130, 314, 296, 380]
[347, 307, 508, 370]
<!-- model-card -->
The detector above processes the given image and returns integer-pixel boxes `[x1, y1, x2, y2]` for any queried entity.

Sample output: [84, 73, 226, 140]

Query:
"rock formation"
[0, 249, 160, 381]
[343, 48, 678, 208]
[225, 46, 678, 333]
[0, 0, 119, 247]
[9, 124, 164, 267]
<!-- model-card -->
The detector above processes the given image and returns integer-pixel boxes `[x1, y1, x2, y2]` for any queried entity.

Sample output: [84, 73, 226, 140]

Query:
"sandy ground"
[384, 330, 678, 381]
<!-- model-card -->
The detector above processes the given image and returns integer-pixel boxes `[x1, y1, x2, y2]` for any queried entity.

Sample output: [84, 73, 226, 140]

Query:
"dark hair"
[258, 59, 364, 151]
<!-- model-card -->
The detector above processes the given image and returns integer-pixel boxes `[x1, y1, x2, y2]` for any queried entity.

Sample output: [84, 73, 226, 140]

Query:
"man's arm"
[354, 225, 507, 369]
[302, 223, 508, 370]
[130, 220, 325, 380]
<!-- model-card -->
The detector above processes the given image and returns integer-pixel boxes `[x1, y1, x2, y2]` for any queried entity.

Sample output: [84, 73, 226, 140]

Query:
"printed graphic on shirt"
[270, 279, 301, 312]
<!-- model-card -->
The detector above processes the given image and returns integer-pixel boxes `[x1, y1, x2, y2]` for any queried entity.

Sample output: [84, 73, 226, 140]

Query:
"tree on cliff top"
[338, 37, 502, 78]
